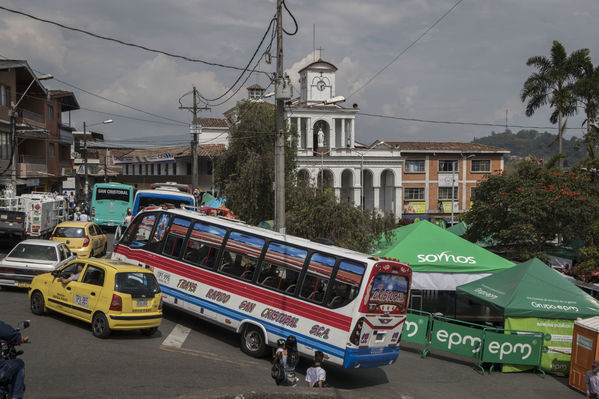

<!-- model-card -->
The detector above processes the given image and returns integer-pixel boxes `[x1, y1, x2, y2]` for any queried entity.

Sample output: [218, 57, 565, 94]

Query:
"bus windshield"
[367, 271, 409, 313]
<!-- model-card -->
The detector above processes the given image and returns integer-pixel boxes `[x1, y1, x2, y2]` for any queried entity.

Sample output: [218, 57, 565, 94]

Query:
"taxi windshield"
[53, 227, 85, 238]
[115, 272, 160, 297]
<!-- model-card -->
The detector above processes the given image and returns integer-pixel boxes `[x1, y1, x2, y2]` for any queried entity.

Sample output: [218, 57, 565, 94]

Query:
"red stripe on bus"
[116, 246, 352, 331]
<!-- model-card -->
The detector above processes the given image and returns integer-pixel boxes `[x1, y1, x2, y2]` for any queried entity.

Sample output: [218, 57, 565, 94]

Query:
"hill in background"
[472, 129, 585, 167]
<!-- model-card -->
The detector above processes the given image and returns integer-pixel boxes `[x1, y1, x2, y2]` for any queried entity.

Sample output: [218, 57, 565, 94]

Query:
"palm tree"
[573, 56, 599, 159]
[521, 41, 587, 168]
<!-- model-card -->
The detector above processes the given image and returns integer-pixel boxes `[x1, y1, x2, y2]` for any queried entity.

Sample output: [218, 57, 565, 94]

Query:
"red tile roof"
[385, 141, 509, 153]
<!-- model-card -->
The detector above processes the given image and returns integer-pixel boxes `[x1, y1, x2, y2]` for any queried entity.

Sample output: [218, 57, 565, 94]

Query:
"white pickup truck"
[0, 239, 77, 288]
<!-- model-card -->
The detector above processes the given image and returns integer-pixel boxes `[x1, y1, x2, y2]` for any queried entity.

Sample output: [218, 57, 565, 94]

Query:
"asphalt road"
[0, 235, 586, 398]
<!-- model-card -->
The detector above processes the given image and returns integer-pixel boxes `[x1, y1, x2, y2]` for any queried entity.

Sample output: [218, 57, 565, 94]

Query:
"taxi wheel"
[30, 291, 46, 315]
[240, 325, 267, 358]
[92, 312, 111, 338]
[100, 243, 107, 257]
[140, 327, 158, 336]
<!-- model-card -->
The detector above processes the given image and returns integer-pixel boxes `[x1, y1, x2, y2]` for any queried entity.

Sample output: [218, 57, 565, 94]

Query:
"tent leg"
[535, 368, 546, 379]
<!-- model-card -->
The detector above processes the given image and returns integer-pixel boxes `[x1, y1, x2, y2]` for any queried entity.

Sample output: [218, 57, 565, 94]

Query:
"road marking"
[161, 324, 191, 348]
[160, 345, 261, 367]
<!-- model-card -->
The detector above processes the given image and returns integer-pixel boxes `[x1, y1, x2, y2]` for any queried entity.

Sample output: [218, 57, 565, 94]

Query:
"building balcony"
[17, 160, 48, 179]
[20, 109, 45, 128]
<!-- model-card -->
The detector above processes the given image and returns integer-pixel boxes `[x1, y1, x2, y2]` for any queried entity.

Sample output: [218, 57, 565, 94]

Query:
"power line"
[0, 5, 268, 73]
[48, 75, 189, 126]
[348, 0, 464, 99]
[359, 112, 567, 131]
[0, 51, 189, 126]
[78, 107, 185, 127]
[198, 16, 276, 104]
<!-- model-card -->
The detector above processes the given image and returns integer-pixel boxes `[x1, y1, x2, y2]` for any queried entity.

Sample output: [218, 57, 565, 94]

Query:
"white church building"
[285, 58, 403, 216]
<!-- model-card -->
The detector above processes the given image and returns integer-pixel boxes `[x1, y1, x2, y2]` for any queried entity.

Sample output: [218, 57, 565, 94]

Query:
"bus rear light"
[350, 317, 365, 346]
[82, 236, 90, 247]
[158, 296, 163, 310]
[91, 207, 95, 218]
[109, 294, 122, 311]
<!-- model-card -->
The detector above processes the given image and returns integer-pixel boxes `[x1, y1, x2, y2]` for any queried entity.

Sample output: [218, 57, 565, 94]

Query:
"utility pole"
[9, 108, 17, 195]
[83, 121, 88, 201]
[179, 86, 208, 190]
[274, 0, 286, 233]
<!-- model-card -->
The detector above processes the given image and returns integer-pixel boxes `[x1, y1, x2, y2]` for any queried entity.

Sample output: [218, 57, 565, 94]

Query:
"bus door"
[353, 261, 411, 350]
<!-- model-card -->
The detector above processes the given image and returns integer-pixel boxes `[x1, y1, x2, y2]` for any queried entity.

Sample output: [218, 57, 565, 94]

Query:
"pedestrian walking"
[587, 360, 599, 399]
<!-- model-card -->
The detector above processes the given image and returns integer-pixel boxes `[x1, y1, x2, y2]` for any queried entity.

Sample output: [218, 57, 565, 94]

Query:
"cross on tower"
[317, 46, 325, 59]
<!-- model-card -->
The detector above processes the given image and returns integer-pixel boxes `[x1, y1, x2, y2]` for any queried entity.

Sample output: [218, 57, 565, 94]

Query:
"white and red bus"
[112, 207, 412, 368]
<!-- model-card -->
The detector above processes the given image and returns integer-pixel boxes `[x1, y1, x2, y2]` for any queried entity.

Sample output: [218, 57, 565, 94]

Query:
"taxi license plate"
[136, 299, 148, 307]
[18, 282, 30, 288]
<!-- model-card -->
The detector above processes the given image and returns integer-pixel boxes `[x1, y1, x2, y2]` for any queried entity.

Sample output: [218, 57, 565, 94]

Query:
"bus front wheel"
[240, 325, 267, 358]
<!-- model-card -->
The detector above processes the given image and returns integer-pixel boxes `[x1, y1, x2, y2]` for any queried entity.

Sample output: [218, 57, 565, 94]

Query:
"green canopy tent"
[446, 221, 467, 236]
[456, 258, 599, 319]
[457, 258, 599, 374]
[373, 220, 515, 290]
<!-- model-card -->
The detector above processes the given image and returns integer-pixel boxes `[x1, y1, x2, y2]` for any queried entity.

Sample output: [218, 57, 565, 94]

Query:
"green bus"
[91, 183, 135, 227]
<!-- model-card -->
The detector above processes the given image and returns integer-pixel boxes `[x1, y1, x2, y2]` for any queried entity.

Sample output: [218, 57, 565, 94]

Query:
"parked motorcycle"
[0, 321, 29, 399]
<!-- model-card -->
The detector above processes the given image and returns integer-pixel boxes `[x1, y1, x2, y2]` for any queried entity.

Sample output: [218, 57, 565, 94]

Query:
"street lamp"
[83, 119, 112, 201]
[358, 140, 384, 210]
[450, 153, 475, 225]
[9, 74, 53, 194]
[318, 149, 333, 189]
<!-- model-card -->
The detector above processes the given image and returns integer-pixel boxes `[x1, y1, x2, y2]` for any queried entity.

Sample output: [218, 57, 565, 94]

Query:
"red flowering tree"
[463, 158, 599, 261]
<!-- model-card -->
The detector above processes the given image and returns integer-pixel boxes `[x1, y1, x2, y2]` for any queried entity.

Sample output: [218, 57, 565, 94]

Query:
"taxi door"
[70, 264, 106, 322]
[91, 224, 107, 254]
[47, 261, 86, 315]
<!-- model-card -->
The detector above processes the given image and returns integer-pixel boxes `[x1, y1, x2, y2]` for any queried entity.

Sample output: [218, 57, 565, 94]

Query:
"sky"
[1, 0, 598, 147]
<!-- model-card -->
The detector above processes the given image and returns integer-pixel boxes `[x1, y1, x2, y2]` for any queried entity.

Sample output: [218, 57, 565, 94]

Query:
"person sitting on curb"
[306, 350, 327, 388]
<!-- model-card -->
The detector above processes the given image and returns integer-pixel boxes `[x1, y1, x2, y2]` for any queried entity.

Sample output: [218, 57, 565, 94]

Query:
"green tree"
[573, 56, 599, 159]
[521, 41, 588, 168]
[463, 158, 599, 261]
[214, 101, 297, 225]
[286, 184, 396, 253]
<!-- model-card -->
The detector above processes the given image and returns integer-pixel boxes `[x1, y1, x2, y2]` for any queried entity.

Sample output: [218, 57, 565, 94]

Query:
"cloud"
[0, 15, 67, 73]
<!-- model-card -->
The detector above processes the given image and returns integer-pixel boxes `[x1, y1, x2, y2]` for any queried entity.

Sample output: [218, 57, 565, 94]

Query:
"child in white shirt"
[305, 350, 326, 388]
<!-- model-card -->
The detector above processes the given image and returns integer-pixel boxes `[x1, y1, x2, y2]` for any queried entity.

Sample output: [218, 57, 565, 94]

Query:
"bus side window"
[122, 214, 157, 248]
[326, 260, 365, 309]
[162, 217, 191, 259]
[146, 213, 171, 252]
[258, 242, 306, 293]
[183, 221, 227, 269]
[299, 252, 335, 304]
[219, 232, 264, 281]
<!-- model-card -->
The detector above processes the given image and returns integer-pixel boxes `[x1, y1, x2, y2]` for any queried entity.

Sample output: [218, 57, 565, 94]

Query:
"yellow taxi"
[29, 258, 162, 338]
[50, 221, 108, 258]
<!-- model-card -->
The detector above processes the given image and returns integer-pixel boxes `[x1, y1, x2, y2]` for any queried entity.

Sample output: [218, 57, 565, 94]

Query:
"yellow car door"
[47, 261, 86, 315]
[70, 264, 106, 322]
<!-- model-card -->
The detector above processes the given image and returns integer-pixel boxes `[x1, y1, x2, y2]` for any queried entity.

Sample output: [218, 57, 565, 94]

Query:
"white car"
[0, 239, 77, 288]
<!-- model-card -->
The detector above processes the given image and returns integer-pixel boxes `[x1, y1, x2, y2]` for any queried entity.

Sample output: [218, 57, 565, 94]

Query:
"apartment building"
[0, 60, 78, 194]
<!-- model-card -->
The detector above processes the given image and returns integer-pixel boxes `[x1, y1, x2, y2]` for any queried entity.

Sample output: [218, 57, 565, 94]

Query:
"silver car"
[0, 239, 77, 288]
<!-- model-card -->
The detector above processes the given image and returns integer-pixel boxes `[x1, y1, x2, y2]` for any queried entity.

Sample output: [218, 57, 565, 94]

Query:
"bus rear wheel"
[240, 325, 267, 358]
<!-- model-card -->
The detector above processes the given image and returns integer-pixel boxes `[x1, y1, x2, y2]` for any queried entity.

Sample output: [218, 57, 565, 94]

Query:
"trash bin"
[570, 316, 599, 393]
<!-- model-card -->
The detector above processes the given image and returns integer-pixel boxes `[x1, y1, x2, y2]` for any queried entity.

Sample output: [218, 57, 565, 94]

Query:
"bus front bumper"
[343, 346, 400, 368]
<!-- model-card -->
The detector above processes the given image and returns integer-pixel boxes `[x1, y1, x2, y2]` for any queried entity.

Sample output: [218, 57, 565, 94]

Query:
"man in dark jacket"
[0, 320, 28, 399]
